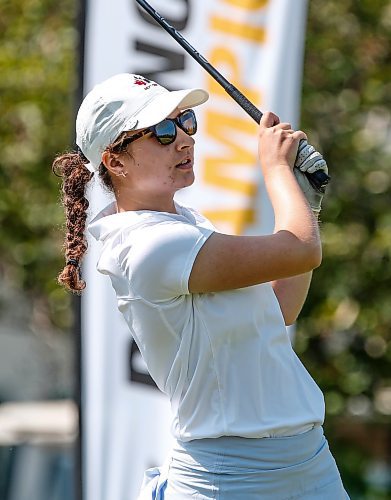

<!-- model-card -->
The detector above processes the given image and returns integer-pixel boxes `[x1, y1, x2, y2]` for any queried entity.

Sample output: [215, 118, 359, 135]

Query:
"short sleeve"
[118, 220, 214, 302]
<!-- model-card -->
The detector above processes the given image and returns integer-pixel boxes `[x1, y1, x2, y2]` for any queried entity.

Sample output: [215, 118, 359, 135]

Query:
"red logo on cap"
[133, 75, 158, 89]
[134, 78, 148, 86]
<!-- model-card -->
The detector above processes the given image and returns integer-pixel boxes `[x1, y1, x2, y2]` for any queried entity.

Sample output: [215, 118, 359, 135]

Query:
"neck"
[115, 190, 177, 214]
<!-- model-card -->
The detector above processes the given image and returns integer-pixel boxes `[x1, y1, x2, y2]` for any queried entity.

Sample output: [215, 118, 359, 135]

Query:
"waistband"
[171, 425, 325, 472]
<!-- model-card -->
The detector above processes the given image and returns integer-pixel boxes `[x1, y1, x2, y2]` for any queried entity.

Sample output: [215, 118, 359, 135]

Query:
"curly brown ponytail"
[52, 151, 93, 293]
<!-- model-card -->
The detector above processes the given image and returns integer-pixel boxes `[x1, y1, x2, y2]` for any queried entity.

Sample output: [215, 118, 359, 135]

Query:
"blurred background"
[0, 0, 390, 499]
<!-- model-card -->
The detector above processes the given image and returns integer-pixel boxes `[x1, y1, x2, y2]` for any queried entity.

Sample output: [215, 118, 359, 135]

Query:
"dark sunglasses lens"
[154, 120, 176, 145]
[178, 110, 197, 136]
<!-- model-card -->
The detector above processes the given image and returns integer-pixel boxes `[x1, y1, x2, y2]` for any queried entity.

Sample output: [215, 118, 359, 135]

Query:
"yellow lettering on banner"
[211, 16, 265, 43]
[202, 44, 264, 233]
[224, 0, 268, 9]
[204, 109, 257, 195]
[208, 48, 261, 104]
[203, 208, 256, 235]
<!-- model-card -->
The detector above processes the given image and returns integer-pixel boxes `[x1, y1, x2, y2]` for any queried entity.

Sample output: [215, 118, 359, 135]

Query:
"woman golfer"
[54, 73, 349, 499]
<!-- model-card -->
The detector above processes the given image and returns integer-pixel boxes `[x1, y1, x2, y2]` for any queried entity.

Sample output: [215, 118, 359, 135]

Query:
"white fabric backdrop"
[81, 1, 308, 498]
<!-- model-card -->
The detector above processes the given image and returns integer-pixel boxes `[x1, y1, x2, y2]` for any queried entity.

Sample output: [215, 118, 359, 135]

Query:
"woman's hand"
[258, 112, 307, 177]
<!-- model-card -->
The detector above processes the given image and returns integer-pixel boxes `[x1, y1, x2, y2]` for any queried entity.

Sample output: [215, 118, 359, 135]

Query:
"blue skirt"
[138, 426, 350, 499]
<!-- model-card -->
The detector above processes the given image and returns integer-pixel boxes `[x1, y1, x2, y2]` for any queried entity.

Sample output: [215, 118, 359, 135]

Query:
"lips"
[175, 157, 193, 169]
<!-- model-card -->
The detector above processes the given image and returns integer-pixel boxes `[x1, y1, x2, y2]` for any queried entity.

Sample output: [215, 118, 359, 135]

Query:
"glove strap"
[311, 209, 321, 222]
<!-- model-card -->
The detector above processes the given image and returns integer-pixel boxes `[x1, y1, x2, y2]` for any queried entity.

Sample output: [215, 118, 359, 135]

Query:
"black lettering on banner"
[128, 1, 192, 389]
[132, 0, 192, 86]
[128, 338, 158, 389]
[135, 0, 191, 30]
[133, 41, 185, 82]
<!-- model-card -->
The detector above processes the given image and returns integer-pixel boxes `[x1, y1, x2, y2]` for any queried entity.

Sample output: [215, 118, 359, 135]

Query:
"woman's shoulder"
[175, 202, 216, 231]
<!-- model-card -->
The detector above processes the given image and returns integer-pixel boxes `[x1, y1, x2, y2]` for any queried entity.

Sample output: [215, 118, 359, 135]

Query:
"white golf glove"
[295, 141, 328, 174]
[294, 141, 328, 213]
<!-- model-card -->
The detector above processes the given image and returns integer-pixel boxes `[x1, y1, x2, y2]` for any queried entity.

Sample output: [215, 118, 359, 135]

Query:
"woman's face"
[120, 109, 196, 199]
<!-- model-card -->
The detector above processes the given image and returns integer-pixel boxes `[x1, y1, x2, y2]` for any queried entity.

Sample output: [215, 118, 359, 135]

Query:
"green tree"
[0, 0, 390, 497]
[299, 0, 391, 496]
[0, 0, 78, 330]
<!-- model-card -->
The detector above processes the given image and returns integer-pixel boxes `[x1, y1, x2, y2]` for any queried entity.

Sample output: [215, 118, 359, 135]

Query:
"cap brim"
[128, 88, 209, 131]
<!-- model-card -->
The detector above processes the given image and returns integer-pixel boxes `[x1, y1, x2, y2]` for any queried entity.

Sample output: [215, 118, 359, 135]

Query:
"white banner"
[81, 1, 308, 499]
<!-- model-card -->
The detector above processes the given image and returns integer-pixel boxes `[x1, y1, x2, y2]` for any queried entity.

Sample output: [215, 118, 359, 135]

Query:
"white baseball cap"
[76, 73, 209, 172]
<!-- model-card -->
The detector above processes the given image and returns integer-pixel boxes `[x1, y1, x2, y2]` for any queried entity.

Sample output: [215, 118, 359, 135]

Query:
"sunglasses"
[117, 109, 197, 149]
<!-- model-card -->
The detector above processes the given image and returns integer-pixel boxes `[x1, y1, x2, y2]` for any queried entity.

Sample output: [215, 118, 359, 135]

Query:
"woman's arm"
[272, 210, 322, 324]
[272, 272, 313, 326]
[188, 112, 322, 294]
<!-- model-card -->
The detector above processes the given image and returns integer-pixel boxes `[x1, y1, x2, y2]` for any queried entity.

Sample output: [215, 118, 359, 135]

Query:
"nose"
[175, 126, 195, 150]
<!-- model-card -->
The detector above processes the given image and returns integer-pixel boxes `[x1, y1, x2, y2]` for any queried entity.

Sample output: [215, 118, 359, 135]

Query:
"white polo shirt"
[89, 202, 325, 442]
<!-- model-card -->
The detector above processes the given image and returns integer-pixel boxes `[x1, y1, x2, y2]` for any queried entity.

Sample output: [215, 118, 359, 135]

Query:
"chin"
[179, 171, 195, 188]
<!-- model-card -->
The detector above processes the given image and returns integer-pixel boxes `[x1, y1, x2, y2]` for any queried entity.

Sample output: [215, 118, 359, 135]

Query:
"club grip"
[228, 87, 330, 193]
[229, 86, 263, 122]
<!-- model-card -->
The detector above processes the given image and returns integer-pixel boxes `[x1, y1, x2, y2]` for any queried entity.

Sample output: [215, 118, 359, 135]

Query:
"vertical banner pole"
[74, 1, 88, 499]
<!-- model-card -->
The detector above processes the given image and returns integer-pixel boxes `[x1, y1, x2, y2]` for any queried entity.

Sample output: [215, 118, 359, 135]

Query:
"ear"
[101, 150, 126, 176]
